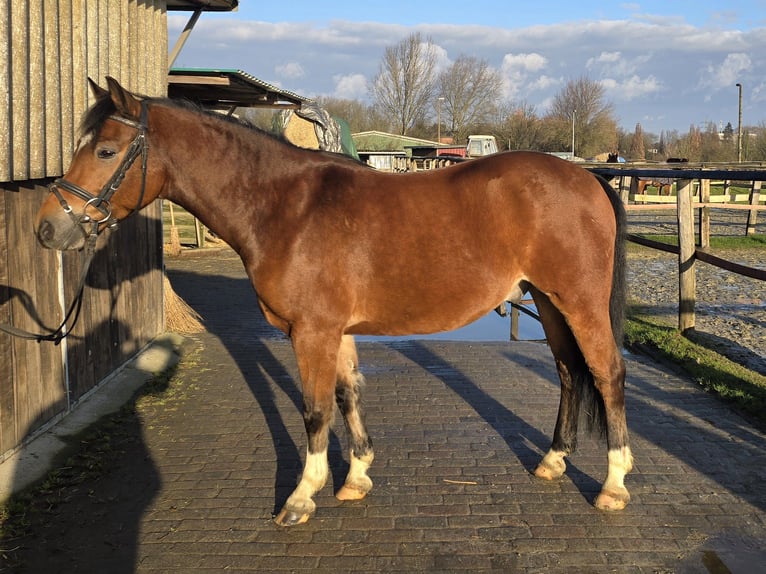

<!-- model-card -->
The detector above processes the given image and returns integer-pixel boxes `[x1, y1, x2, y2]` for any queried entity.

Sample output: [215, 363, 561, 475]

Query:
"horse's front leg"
[334, 335, 374, 501]
[275, 329, 340, 527]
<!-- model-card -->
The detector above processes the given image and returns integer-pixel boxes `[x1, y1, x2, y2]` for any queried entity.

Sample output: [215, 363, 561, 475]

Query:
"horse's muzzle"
[35, 212, 89, 251]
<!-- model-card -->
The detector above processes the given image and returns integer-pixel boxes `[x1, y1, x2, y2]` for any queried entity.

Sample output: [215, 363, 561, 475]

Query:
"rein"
[0, 102, 150, 344]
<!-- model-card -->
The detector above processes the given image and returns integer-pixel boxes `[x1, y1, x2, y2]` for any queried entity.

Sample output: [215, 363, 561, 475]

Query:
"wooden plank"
[43, 0, 63, 176]
[10, 1, 29, 181]
[0, 4, 10, 182]
[27, 0, 45, 179]
[57, 0, 75, 169]
[676, 179, 696, 333]
[6, 185, 66, 440]
[71, 0, 87, 133]
[31, 183, 67, 423]
[0, 188, 18, 454]
[698, 179, 710, 249]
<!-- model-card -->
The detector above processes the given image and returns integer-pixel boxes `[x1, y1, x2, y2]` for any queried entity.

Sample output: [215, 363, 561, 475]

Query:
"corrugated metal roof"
[167, 0, 238, 11]
[168, 68, 310, 109]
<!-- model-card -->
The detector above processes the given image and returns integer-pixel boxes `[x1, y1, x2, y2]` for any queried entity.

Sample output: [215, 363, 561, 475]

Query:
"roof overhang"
[167, 0, 238, 11]
[168, 68, 310, 110]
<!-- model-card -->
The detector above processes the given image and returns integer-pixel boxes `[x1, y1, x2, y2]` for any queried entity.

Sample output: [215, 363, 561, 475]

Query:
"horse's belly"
[345, 281, 525, 337]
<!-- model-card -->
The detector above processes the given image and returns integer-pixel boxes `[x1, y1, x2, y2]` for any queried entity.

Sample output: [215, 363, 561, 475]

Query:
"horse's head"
[35, 77, 161, 250]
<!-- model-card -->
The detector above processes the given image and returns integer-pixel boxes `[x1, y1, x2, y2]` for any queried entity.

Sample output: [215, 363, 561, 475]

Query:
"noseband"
[51, 100, 150, 235]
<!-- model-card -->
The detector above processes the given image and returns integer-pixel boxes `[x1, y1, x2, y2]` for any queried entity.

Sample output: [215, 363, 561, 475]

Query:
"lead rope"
[0, 224, 99, 344]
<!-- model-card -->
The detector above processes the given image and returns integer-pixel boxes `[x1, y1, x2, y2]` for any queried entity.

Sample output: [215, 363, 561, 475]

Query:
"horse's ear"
[105, 76, 142, 120]
[88, 78, 108, 100]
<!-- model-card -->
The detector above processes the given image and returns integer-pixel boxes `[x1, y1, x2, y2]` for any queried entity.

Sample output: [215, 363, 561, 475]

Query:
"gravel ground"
[625, 209, 765, 375]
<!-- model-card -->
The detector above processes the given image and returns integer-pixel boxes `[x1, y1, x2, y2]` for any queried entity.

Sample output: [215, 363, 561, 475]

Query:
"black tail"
[597, 174, 627, 347]
[578, 175, 627, 438]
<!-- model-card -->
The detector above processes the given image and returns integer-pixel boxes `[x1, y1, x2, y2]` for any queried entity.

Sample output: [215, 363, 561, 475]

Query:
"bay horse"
[636, 178, 673, 196]
[35, 78, 633, 527]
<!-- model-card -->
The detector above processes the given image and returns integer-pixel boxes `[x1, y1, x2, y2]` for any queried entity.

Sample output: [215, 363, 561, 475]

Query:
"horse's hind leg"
[528, 287, 587, 481]
[530, 287, 632, 510]
[567, 305, 632, 511]
[334, 335, 375, 501]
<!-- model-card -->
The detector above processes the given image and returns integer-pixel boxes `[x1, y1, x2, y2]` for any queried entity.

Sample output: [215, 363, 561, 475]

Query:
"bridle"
[52, 100, 150, 235]
[0, 101, 150, 344]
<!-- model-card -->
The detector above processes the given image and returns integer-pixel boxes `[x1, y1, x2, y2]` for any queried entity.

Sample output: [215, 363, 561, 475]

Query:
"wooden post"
[626, 176, 637, 204]
[194, 218, 205, 249]
[676, 179, 696, 332]
[510, 305, 519, 341]
[698, 178, 710, 249]
[746, 180, 761, 235]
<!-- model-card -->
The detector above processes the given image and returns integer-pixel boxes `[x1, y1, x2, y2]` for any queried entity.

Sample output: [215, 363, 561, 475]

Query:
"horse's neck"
[157, 108, 293, 256]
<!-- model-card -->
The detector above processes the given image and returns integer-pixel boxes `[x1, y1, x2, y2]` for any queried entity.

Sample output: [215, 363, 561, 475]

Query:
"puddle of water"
[356, 305, 546, 342]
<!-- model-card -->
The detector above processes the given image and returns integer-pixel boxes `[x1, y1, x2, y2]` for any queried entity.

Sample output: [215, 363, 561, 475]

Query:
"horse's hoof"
[533, 450, 567, 480]
[274, 508, 312, 527]
[336, 484, 369, 501]
[533, 459, 566, 481]
[533, 464, 557, 481]
[594, 489, 630, 511]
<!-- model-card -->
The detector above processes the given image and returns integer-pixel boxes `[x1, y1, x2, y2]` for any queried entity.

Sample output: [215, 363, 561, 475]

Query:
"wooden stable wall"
[1, 1, 168, 459]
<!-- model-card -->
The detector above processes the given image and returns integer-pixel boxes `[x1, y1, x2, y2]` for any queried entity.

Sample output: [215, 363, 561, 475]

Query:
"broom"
[165, 202, 181, 256]
[163, 274, 205, 334]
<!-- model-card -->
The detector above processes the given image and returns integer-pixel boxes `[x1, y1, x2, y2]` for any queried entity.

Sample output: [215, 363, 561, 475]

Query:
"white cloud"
[699, 52, 751, 90]
[750, 80, 766, 103]
[167, 15, 766, 132]
[587, 51, 622, 67]
[502, 52, 548, 73]
[601, 75, 662, 100]
[500, 53, 550, 100]
[275, 61, 305, 79]
[333, 73, 368, 100]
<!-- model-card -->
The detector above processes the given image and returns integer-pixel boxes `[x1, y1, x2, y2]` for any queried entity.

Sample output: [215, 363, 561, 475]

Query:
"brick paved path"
[19, 246, 761, 573]
[132, 248, 764, 573]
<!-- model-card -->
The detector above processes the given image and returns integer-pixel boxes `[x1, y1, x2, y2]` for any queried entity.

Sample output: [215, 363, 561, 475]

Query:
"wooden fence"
[590, 165, 765, 332]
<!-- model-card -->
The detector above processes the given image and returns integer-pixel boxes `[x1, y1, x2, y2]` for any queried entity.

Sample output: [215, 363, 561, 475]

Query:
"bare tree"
[370, 33, 438, 135]
[548, 76, 617, 158]
[629, 123, 645, 160]
[497, 101, 546, 151]
[314, 96, 380, 133]
[437, 55, 503, 144]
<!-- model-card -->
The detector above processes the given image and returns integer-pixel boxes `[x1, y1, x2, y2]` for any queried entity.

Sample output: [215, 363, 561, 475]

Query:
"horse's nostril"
[37, 220, 55, 246]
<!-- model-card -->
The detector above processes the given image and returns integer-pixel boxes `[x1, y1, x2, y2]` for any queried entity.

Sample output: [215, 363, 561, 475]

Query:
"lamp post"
[735, 83, 743, 162]
[437, 97, 445, 143]
[571, 109, 576, 159]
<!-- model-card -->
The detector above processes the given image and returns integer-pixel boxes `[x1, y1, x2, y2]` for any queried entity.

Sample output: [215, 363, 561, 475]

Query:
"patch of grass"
[625, 311, 766, 431]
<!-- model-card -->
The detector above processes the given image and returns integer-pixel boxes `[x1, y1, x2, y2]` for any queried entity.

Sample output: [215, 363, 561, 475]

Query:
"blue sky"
[169, 1, 766, 135]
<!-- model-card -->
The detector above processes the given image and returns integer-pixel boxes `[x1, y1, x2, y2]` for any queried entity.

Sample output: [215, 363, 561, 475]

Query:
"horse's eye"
[97, 148, 116, 160]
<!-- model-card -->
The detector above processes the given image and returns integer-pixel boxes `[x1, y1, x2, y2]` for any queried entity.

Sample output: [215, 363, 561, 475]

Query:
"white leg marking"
[535, 448, 567, 480]
[595, 446, 633, 511]
[347, 451, 374, 489]
[603, 446, 633, 493]
[337, 450, 374, 501]
[285, 449, 328, 515]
